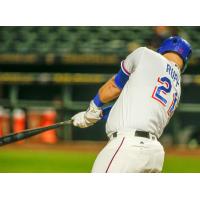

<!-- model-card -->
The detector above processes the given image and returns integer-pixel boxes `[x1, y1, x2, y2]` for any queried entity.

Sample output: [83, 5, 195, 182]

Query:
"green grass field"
[0, 148, 200, 172]
[0, 149, 96, 173]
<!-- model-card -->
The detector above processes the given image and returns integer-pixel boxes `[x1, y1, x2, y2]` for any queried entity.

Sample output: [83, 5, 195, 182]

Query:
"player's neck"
[163, 52, 184, 71]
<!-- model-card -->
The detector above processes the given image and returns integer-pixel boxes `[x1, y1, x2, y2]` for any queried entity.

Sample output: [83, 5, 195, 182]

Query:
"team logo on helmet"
[178, 48, 184, 54]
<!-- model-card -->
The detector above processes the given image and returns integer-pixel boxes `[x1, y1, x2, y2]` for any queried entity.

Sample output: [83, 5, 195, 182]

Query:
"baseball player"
[72, 36, 192, 173]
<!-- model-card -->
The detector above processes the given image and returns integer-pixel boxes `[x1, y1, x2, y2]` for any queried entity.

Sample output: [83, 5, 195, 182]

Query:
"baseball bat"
[0, 105, 113, 147]
[0, 120, 72, 147]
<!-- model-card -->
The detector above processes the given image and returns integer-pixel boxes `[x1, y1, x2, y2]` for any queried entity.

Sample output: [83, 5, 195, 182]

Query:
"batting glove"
[72, 101, 102, 128]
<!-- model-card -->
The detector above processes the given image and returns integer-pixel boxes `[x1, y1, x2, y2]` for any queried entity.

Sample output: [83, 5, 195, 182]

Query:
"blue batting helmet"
[157, 36, 192, 73]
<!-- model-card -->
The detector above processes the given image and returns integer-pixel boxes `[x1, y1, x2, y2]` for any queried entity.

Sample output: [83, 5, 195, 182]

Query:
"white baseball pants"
[92, 133, 165, 173]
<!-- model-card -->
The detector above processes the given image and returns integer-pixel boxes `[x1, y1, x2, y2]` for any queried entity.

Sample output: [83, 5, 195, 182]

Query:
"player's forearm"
[98, 76, 121, 103]
[93, 67, 129, 107]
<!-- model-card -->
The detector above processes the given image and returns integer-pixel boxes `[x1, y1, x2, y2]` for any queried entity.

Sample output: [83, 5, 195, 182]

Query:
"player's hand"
[71, 101, 102, 128]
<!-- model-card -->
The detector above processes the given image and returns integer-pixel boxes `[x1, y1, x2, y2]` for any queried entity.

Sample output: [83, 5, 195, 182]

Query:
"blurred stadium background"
[0, 26, 200, 172]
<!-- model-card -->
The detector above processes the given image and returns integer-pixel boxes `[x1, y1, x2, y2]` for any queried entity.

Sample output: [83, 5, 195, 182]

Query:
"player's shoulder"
[134, 46, 157, 54]
[132, 46, 147, 53]
[134, 46, 163, 59]
[127, 47, 152, 60]
[123, 47, 160, 73]
[129, 46, 155, 56]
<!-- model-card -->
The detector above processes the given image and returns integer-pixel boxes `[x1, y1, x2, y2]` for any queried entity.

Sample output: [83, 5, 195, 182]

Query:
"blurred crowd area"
[0, 26, 200, 146]
[0, 26, 198, 55]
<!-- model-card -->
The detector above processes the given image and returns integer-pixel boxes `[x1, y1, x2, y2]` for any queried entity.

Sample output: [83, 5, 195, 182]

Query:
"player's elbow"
[109, 79, 122, 97]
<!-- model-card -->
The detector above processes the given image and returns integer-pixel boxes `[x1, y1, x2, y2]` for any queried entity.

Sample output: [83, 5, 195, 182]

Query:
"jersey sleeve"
[121, 47, 146, 75]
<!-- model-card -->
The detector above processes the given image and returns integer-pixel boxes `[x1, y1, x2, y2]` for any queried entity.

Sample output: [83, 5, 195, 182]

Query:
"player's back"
[106, 47, 181, 138]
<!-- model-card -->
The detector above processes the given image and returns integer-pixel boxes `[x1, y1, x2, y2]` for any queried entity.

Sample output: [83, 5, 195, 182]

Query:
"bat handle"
[63, 119, 73, 125]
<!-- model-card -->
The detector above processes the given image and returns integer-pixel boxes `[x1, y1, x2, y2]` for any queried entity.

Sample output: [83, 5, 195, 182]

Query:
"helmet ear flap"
[181, 49, 192, 73]
[188, 49, 192, 59]
[181, 62, 188, 73]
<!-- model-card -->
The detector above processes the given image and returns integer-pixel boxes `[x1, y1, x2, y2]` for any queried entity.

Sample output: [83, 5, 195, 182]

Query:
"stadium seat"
[0, 27, 198, 56]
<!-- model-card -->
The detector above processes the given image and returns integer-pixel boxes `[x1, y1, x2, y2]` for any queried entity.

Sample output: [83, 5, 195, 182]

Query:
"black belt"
[135, 130, 151, 139]
[112, 130, 157, 140]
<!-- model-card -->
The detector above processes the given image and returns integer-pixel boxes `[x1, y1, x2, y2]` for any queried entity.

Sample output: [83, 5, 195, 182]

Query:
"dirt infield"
[2, 141, 200, 157]
[165, 146, 200, 157]
[2, 141, 106, 153]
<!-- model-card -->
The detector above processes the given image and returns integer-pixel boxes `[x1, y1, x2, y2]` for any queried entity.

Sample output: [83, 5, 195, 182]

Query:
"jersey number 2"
[152, 76, 177, 116]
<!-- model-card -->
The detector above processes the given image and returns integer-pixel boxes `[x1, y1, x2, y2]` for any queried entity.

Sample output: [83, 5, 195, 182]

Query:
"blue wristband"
[102, 105, 113, 121]
[114, 68, 129, 89]
[93, 94, 104, 107]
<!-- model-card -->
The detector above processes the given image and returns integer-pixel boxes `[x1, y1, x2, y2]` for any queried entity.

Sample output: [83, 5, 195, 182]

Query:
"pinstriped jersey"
[106, 47, 181, 138]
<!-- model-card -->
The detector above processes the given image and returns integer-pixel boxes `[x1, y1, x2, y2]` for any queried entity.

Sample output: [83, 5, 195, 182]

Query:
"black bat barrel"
[0, 120, 71, 147]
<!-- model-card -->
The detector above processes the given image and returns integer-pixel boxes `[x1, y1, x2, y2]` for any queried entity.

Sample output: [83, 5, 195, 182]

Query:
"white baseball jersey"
[106, 47, 181, 139]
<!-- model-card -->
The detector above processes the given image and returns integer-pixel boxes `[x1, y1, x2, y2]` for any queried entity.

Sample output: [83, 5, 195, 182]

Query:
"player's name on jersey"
[166, 64, 180, 87]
